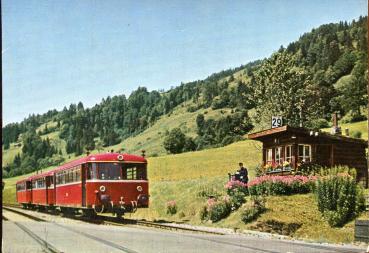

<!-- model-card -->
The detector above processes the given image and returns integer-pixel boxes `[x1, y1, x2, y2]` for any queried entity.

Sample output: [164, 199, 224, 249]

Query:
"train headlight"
[99, 185, 106, 192]
[117, 154, 124, 161]
[136, 186, 143, 192]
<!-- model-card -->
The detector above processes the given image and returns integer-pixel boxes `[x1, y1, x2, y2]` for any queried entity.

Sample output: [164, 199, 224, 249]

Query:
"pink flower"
[247, 175, 318, 187]
[207, 198, 217, 209]
[224, 180, 248, 189]
[166, 200, 176, 207]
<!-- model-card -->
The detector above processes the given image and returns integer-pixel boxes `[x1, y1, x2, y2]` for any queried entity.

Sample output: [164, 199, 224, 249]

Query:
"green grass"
[217, 194, 368, 243]
[2, 142, 22, 167]
[108, 105, 232, 156]
[322, 120, 367, 140]
[147, 140, 260, 181]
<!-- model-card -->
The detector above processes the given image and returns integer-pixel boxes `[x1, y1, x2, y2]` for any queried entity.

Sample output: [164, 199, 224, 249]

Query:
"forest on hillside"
[2, 16, 368, 178]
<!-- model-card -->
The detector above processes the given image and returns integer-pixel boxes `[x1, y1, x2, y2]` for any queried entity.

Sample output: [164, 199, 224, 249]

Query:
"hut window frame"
[266, 148, 273, 164]
[275, 146, 283, 165]
[285, 145, 293, 162]
[298, 144, 312, 162]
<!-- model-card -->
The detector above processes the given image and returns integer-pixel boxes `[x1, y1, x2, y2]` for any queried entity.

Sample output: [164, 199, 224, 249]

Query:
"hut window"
[298, 144, 311, 162]
[285, 145, 293, 162]
[275, 147, 283, 165]
[266, 149, 273, 164]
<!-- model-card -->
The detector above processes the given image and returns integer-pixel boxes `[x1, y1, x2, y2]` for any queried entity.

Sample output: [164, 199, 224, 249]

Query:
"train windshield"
[88, 162, 147, 180]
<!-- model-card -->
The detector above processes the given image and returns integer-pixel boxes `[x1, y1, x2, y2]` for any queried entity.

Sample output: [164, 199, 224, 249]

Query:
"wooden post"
[262, 147, 266, 167]
[293, 143, 298, 170]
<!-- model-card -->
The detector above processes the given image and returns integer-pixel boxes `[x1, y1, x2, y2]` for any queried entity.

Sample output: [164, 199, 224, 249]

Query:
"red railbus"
[16, 152, 149, 217]
[16, 179, 32, 207]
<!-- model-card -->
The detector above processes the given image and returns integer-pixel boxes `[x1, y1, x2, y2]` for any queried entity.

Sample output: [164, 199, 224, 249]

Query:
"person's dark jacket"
[239, 167, 248, 183]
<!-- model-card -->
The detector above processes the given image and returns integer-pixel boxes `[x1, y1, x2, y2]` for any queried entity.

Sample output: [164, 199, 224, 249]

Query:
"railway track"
[4, 204, 365, 253]
[3, 203, 225, 235]
[4, 205, 139, 253]
[3, 207, 62, 253]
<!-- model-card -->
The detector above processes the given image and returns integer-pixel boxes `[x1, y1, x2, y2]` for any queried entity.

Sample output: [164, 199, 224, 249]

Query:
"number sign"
[271, 116, 283, 128]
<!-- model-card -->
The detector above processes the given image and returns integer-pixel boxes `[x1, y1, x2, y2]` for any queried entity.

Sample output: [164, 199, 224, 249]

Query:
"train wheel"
[47, 206, 56, 214]
[93, 204, 104, 214]
[82, 209, 96, 218]
[115, 211, 124, 220]
[61, 207, 73, 216]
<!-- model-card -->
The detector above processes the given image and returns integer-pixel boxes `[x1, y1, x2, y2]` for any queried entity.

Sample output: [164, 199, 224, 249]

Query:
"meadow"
[3, 120, 368, 244]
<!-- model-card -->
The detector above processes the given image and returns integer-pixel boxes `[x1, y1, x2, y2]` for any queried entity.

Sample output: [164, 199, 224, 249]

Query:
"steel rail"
[4, 205, 138, 253]
[3, 209, 62, 253]
[4, 203, 225, 235]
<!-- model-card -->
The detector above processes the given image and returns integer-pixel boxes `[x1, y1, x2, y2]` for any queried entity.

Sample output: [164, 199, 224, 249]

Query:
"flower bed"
[248, 175, 318, 196]
[224, 180, 248, 209]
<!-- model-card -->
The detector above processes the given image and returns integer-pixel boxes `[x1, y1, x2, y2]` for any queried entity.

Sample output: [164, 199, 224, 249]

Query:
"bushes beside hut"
[247, 175, 317, 196]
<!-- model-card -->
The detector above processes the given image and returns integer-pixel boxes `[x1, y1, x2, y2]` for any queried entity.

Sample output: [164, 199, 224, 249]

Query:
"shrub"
[309, 118, 330, 129]
[224, 180, 248, 209]
[199, 205, 208, 221]
[197, 186, 222, 199]
[166, 200, 177, 215]
[207, 199, 231, 222]
[350, 130, 362, 139]
[254, 164, 264, 177]
[315, 173, 365, 227]
[247, 175, 317, 196]
[296, 162, 322, 176]
[163, 128, 186, 154]
[241, 195, 267, 223]
[201, 197, 231, 222]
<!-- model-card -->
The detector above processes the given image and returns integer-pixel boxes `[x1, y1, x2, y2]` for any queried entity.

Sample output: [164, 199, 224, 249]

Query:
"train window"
[16, 183, 26, 191]
[73, 168, 77, 182]
[62, 171, 66, 184]
[76, 168, 81, 182]
[48, 177, 54, 188]
[67, 170, 71, 183]
[32, 181, 36, 189]
[122, 164, 147, 180]
[37, 179, 45, 188]
[97, 163, 122, 180]
[26, 181, 31, 190]
[88, 163, 98, 180]
[71, 169, 75, 182]
[66, 171, 70, 183]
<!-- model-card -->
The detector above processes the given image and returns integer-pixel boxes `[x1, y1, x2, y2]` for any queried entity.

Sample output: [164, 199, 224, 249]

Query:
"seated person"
[237, 162, 249, 184]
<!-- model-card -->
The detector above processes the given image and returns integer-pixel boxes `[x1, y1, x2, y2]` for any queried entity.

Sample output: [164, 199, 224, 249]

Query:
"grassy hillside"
[2, 121, 67, 167]
[109, 106, 233, 157]
[322, 120, 368, 140]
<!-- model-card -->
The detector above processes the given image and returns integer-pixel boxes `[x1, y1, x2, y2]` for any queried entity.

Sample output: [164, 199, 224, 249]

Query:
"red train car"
[16, 179, 32, 208]
[30, 172, 55, 207]
[16, 152, 149, 217]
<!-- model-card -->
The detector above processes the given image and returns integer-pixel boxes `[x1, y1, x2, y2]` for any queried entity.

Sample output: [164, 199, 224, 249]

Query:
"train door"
[45, 177, 49, 204]
[27, 181, 32, 203]
[46, 176, 54, 205]
[82, 164, 86, 207]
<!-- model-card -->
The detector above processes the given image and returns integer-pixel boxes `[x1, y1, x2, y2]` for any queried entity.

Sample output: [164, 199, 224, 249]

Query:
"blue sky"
[2, 0, 367, 125]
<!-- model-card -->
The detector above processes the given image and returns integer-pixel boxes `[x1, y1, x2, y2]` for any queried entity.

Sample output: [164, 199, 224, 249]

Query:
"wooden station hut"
[248, 125, 368, 188]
